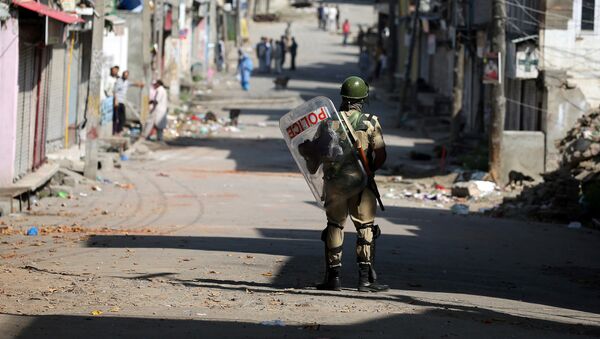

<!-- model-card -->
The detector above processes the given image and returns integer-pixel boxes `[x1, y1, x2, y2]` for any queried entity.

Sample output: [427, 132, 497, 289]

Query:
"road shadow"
[86, 205, 600, 314]
[165, 135, 437, 176]
[5, 297, 599, 339]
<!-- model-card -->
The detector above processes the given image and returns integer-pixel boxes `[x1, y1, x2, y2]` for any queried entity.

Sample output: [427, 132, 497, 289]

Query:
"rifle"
[339, 112, 385, 211]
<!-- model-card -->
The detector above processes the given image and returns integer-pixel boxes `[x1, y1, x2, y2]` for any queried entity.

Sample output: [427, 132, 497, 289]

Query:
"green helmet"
[340, 76, 369, 100]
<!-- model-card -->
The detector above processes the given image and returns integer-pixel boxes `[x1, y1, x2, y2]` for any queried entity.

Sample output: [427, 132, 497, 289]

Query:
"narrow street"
[1, 2, 599, 338]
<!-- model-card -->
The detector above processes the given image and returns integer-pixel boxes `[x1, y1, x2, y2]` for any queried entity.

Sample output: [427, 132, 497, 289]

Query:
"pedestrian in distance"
[272, 39, 283, 74]
[102, 65, 119, 129]
[342, 19, 351, 46]
[322, 5, 329, 31]
[327, 5, 337, 32]
[237, 49, 253, 91]
[358, 49, 371, 80]
[335, 5, 341, 31]
[265, 38, 272, 73]
[113, 70, 144, 135]
[317, 76, 389, 293]
[289, 37, 298, 71]
[317, 3, 324, 29]
[256, 37, 267, 73]
[148, 80, 168, 142]
[279, 36, 287, 69]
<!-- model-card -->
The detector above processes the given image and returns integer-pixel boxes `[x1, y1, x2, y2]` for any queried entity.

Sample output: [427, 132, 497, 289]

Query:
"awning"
[12, 0, 84, 24]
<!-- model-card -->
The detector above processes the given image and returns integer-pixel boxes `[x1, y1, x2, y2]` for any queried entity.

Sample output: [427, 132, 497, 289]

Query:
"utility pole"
[141, 0, 152, 123]
[451, 0, 464, 144]
[84, 0, 104, 179]
[489, 0, 506, 182]
[399, 0, 420, 123]
[388, 0, 398, 91]
[156, 0, 164, 79]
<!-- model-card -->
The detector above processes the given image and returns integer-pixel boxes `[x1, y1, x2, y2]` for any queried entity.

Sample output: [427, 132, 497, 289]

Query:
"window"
[582, 0, 596, 31]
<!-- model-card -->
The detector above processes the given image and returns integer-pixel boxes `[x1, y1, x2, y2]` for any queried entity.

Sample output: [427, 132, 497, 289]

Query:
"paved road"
[1, 2, 600, 338]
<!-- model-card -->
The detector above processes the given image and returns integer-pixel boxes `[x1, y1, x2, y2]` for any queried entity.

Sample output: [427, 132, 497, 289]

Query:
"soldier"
[317, 76, 389, 292]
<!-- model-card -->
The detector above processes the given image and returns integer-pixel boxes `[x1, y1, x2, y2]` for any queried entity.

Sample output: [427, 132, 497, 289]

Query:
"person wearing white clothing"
[327, 6, 337, 32]
[149, 80, 168, 141]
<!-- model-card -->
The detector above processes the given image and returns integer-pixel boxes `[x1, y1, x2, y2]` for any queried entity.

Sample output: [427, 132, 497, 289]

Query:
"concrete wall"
[500, 131, 545, 185]
[0, 18, 19, 186]
[543, 83, 589, 171]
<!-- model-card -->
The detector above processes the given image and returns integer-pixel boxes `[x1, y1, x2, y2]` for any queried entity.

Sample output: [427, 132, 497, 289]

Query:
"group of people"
[255, 35, 298, 74]
[317, 3, 340, 32]
[102, 65, 168, 141]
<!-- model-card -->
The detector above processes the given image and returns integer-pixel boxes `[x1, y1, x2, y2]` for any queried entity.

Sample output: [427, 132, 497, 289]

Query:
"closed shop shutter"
[13, 44, 37, 180]
[46, 44, 67, 153]
[32, 47, 51, 170]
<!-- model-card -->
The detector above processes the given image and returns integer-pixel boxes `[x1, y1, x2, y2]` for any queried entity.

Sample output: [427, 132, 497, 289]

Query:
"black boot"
[316, 266, 341, 291]
[358, 264, 388, 292]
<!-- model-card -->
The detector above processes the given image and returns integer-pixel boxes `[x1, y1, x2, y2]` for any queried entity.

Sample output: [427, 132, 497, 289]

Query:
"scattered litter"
[79, 193, 88, 197]
[90, 310, 103, 316]
[57, 191, 69, 199]
[567, 221, 582, 229]
[26, 227, 39, 236]
[196, 313, 207, 316]
[120, 154, 129, 161]
[261, 272, 273, 277]
[91, 185, 102, 192]
[116, 183, 135, 190]
[450, 204, 469, 215]
[261, 320, 285, 327]
[471, 180, 496, 196]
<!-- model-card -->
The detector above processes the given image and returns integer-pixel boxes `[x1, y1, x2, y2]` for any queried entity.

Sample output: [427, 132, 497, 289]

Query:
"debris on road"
[26, 227, 38, 236]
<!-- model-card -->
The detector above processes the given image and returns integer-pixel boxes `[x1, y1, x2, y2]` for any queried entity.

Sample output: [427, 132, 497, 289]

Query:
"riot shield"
[279, 96, 367, 208]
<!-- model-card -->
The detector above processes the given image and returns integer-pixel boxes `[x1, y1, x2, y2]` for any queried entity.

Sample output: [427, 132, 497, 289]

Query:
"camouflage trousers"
[322, 188, 379, 267]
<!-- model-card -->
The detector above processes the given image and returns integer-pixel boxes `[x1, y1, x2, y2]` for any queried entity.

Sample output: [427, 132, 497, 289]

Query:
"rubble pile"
[163, 111, 238, 139]
[493, 111, 600, 222]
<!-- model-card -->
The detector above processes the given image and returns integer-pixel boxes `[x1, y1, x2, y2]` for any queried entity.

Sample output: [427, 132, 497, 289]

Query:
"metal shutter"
[13, 44, 37, 180]
[46, 44, 66, 152]
[32, 47, 51, 170]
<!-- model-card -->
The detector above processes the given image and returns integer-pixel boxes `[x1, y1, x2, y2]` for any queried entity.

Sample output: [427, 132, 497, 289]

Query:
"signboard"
[45, 17, 65, 45]
[515, 46, 539, 79]
[483, 52, 501, 84]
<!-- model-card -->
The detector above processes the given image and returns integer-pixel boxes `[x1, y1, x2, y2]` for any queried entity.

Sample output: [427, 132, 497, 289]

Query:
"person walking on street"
[317, 3, 324, 29]
[272, 39, 283, 74]
[289, 37, 298, 71]
[238, 49, 253, 91]
[256, 37, 267, 73]
[327, 5, 337, 32]
[113, 70, 143, 135]
[342, 19, 351, 45]
[317, 76, 389, 293]
[358, 49, 371, 80]
[335, 5, 341, 31]
[148, 80, 168, 141]
[323, 5, 330, 31]
[279, 36, 287, 69]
